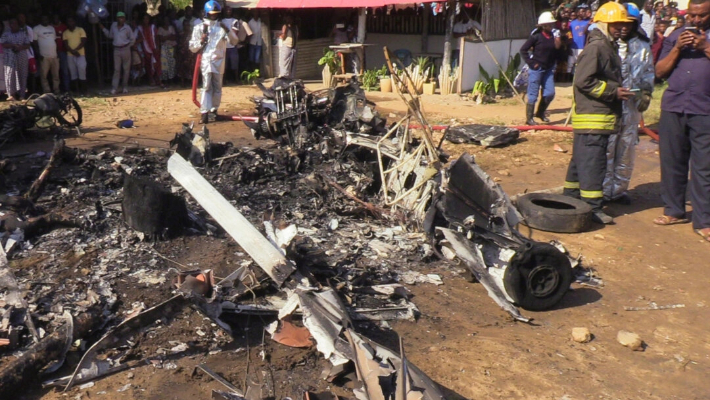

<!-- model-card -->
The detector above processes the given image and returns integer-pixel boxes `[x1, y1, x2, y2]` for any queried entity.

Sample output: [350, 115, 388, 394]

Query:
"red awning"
[255, 0, 434, 8]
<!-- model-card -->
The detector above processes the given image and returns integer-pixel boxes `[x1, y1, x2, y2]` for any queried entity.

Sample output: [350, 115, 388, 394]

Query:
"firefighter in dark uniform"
[563, 1, 635, 225]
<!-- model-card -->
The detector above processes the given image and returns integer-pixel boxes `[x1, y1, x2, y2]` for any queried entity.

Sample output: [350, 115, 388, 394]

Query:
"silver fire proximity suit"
[189, 19, 239, 115]
[603, 34, 654, 200]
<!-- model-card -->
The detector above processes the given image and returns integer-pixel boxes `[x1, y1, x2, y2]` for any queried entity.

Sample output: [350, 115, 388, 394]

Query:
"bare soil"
[4, 82, 709, 400]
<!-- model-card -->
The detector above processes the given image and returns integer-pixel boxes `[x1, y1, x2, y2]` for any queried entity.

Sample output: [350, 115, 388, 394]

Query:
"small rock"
[148, 147, 170, 157]
[572, 327, 592, 343]
[127, 372, 134, 379]
[116, 383, 132, 392]
[389, 113, 397, 118]
[594, 234, 605, 240]
[617, 330, 644, 351]
[78, 382, 95, 390]
[497, 169, 511, 177]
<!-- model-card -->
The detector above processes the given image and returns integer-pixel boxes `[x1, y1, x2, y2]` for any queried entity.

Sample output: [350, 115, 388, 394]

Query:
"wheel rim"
[526, 265, 560, 298]
[60, 104, 80, 125]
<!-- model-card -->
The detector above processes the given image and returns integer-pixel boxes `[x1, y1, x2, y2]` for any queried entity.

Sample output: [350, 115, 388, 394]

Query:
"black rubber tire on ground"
[516, 193, 592, 233]
[55, 97, 82, 127]
[503, 241, 573, 311]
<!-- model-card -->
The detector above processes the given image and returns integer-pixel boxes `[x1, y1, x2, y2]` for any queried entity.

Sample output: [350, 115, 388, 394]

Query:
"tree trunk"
[442, 0, 456, 69]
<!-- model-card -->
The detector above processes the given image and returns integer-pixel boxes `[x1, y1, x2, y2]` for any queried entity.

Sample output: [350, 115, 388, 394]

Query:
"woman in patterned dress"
[157, 15, 177, 84]
[177, 19, 196, 86]
[1, 18, 31, 100]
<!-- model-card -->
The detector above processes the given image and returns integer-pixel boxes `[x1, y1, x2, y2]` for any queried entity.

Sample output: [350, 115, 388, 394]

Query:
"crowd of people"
[530, 0, 708, 242]
[0, 3, 266, 100]
[523, 0, 686, 85]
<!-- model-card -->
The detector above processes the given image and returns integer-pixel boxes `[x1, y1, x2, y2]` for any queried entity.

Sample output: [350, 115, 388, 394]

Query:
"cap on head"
[116, 11, 126, 18]
[593, 1, 632, 23]
[538, 11, 557, 25]
[204, 0, 222, 15]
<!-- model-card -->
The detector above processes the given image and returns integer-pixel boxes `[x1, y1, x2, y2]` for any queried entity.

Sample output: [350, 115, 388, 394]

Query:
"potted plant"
[438, 64, 459, 95]
[318, 49, 341, 88]
[240, 69, 260, 85]
[397, 56, 430, 94]
[361, 68, 380, 91]
[376, 65, 392, 93]
[422, 65, 436, 95]
[376, 65, 392, 92]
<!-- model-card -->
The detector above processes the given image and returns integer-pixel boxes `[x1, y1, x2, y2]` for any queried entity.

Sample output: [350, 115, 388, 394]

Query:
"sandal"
[695, 228, 710, 243]
[653, 215, 689, 225]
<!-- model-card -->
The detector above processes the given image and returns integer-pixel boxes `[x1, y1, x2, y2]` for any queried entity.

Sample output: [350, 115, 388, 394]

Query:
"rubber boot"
[70, 80, 78, 94]
[525, 104, 537, 125]
[592, 211, 614, 225]
[536, 99, 551, 123]
[200, 113, 209, 124]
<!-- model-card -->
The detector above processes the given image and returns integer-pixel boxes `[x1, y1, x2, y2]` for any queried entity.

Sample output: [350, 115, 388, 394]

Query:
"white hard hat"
[538, 11, 556, 25]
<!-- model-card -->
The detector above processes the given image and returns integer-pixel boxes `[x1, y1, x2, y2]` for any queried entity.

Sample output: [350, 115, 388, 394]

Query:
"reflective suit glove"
[637, 91, 652, 113]
[552, 29, 561, 38]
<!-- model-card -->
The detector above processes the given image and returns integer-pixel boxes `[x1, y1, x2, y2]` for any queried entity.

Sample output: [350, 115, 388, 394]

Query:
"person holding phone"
[563, 2, 635, 225]
[519, 11, 561, 125]
[653, 0, 710, 242]
[603, 3, 655, 204]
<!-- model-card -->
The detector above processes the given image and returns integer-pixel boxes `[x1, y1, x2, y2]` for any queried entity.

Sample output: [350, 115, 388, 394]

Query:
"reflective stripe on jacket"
[572, 29, 623, 134]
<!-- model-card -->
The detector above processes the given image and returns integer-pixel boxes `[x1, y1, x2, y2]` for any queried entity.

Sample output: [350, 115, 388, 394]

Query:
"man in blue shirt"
[567, 5, 590, 74]
[653, 0, 710, 242]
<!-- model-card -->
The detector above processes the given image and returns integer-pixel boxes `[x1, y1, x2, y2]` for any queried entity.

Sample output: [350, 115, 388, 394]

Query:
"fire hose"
[412, 123, 658, 138]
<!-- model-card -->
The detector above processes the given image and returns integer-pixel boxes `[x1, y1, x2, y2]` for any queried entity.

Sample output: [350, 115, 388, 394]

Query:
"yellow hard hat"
[593, 1, 632, 23]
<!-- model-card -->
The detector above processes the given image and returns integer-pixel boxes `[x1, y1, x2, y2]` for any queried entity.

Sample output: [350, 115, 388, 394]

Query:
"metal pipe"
[639, 118, 659, 141]
[510, 125, 574, 132]
[216, 115, 259, 122]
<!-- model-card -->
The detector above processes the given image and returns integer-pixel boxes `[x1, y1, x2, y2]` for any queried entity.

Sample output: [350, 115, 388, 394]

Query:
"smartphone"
[629, 88, 640, 92]
[685, 26, 700, 34]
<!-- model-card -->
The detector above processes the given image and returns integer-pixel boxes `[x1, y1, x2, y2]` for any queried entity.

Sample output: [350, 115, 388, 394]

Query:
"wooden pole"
[475, 31, 526, 106]
[442, 0, 456, 69]
[92, 24, 103, 88]
[261, 10, 274, 78]
[421, 6, 429, 53]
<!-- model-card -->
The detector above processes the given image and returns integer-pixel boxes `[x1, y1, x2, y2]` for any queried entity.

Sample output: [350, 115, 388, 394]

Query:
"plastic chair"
[393, 49, 413, 68]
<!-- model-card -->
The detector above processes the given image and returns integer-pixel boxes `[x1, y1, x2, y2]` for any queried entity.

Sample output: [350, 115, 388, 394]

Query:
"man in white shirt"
[99, 11, 135, 94]
[178, 6, 194, 31]
[452, 14, 481, 67]
[34, 15, 60, 94]
[640, 0, 655, 38]
[247, 10, 263, 70]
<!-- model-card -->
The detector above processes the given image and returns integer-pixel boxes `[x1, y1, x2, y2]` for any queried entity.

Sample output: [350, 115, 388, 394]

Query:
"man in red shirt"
[52, 15, 70, 92]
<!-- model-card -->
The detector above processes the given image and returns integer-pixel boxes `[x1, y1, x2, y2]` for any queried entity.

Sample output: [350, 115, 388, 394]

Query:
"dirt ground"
[5, 81, 710, 400]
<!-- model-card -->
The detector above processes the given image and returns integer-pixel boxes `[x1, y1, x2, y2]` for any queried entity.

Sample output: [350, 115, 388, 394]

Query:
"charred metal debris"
[0, 75, 600, 399]
[0, 94, 83, 149]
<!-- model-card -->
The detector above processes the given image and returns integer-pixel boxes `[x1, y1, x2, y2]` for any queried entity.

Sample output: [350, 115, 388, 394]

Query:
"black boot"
[200, 113, 209, 124]
[526, 104, 537, 125]
[79, 80, 88, 96]
[70, 80, 78, 94]
[536, 99, 551, 123]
